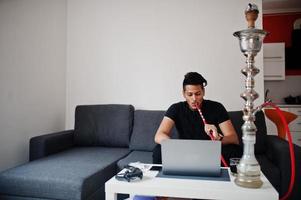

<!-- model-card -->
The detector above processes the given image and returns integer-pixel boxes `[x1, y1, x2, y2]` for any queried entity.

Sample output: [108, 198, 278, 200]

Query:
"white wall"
[0, 0, 265, 171]
[66, 0, 264, 128]
[0, 0, 66, 172]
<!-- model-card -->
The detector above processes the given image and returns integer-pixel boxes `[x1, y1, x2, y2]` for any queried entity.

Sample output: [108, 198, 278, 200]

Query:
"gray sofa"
[0, 104, 300, 200]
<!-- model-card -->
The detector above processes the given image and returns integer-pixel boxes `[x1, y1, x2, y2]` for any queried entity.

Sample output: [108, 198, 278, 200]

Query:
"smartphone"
[149, 166, 162, 171]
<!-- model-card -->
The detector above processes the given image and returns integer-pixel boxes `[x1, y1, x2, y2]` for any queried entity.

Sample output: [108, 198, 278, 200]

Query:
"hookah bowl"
[233, 3, 268, 188]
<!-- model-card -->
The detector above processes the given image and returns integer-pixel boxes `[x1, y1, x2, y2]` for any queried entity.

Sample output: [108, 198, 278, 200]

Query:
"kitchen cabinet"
[265, 105, 301, 147]
[263, 43, 285, 80]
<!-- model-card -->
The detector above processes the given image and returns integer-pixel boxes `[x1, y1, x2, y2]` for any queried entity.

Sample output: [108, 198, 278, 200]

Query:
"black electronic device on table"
[115, 165, 143, 182]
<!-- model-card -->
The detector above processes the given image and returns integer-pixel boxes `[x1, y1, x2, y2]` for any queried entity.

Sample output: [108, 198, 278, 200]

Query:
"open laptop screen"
[161, 139, 221, 177]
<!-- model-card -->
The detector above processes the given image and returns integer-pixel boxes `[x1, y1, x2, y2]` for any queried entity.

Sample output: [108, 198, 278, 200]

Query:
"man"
[153, 72, 242, 164]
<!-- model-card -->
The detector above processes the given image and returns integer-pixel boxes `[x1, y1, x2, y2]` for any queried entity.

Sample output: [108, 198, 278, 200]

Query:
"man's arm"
[154, 116, 175, 144]
[204, 120, 239, 144]
[219, 120, 239, 145]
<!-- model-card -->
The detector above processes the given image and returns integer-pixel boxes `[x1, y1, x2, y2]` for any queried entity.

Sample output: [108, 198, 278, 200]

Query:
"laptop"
[161, 139, 221, 177]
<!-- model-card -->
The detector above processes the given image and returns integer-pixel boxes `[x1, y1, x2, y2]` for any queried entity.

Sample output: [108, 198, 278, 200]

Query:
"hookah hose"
[196, 108, 229, 168]
[259, 102, 296, 200]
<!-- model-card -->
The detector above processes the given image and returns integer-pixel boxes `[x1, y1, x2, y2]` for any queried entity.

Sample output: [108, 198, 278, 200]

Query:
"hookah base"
[234, 176, 263, 188]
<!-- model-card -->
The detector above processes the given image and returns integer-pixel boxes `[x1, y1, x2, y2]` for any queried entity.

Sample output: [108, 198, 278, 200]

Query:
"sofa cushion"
[117, 151, 153, 170]
[256, 154, 281, 192]
[0, 195, 49, 200]
[130, 110, 178, 151]
[0, 147, 130, 200]
[229, 111, 268, 154]
[130, 110, 164, 151]
[74, 104, 134, 147]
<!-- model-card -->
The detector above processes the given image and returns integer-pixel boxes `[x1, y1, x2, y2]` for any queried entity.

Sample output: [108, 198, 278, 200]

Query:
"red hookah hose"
[260, 102, 296, 200]
[197, 108, 229, 168]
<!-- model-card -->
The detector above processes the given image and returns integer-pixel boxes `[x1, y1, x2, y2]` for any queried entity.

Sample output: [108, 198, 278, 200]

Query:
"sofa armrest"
[266, 135, 301, 199]
[29, 130, 74, 161]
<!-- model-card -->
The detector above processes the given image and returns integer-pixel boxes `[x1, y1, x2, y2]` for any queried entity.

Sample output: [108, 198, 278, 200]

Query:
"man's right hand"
[204, 124, 218, 139]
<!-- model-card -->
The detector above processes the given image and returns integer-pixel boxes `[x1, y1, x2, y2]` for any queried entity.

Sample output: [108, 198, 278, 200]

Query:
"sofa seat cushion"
[256, 154, 281, 192]
[74, 104, 134, 147]
[0, 195, 50, 200]
[117, 151, 153, 170]
[0, 147, 130, 200]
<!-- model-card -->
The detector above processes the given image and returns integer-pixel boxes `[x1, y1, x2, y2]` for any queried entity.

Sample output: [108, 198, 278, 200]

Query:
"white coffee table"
[105, 164, 278, 200]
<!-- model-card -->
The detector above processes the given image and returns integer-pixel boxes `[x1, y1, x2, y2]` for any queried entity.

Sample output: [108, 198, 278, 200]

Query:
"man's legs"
[152, 144, 162, 164]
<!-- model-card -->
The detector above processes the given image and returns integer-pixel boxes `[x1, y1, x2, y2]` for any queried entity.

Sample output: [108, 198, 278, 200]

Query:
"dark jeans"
[152, 143, 243, 166]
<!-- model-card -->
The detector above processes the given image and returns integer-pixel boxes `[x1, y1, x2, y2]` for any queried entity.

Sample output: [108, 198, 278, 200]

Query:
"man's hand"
[204, 124, 221, 140]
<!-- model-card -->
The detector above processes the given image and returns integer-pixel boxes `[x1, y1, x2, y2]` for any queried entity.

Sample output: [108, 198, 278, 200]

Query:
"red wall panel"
[263, 13, 301, 47]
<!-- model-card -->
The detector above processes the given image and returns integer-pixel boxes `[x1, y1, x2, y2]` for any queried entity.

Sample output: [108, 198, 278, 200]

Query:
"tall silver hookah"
[233, 3, 268, 188]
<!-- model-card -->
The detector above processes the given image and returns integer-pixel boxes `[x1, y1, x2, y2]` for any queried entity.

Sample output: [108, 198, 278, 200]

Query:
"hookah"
[233, 3, 267, 189]
[233, 3, 296, 199]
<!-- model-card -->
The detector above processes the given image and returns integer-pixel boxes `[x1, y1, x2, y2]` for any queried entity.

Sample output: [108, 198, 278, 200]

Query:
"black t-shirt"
[165, 100, 229, 140]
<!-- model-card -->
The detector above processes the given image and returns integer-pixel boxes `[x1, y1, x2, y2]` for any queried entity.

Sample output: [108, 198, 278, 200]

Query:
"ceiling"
[263, 0, 301, 14]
